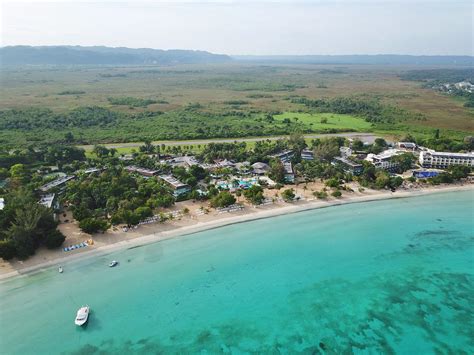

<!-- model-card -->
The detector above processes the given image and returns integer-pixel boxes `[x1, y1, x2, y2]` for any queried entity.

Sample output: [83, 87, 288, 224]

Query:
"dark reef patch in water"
[415, 229, 458, 237]
[378, 229, 473, 259]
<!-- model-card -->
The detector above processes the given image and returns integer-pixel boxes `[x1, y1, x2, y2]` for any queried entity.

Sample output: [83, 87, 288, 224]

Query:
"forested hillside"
[0, 46, 232, 65]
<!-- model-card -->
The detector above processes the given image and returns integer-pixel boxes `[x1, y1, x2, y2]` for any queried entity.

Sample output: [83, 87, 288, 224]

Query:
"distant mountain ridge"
[1, 46, 472, 66]
[234, 55, 474, 66]
[0, 45, 232, 65]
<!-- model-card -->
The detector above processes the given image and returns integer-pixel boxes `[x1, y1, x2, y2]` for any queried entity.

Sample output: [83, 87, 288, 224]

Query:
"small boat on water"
[58, 266, 63, 273]
[109, 260, 119, 268]
[75, 306, 90, 326]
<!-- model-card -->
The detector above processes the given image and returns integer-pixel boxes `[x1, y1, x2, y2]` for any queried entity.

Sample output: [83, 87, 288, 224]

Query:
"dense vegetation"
[196, 132, 309, 165]
[399, 68, 474, 107]
[210, 191, 236, 208]
[0, 188, 65, 260]
[58, 90, 86, 95]
[65, 168, 175, 228]
[108, 97, 159, 107]
[1, 64, 472, 149]
[398, 133, 474, 152]
[399, 68, 473, 84]
[463, 94, 474, 108]
[291, 97, 424, 124]
[0, 107, 120, 130]
[3, 100, 455, 150]
[0, 107, 303, 146]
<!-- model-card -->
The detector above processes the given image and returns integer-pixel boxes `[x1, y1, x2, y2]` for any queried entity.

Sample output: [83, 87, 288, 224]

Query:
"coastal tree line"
[0, 134, 472, 261]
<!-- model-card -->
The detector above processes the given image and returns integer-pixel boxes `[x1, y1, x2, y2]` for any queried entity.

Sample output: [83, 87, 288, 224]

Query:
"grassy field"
[0, 63, 472, 147]
[273, 112, 373, 130]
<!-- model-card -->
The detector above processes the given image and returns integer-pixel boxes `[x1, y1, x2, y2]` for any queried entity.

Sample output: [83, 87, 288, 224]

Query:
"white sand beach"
[1, 183, 472, 281]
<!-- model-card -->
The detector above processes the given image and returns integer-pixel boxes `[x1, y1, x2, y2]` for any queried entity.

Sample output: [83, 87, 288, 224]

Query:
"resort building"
[252, 162, 270, 175]
[166, 156, 199, 169]
[365, 149, 403, 171]
[125, 166, 159, 177]
[39, 193, 59, 210]
[332, 157, 363, 175]
[39, 175, 75, 193]
[158, 175, 191, 197]
[283, 162, 295, 183]
[215, 159, 236, 169]
[118, 154, 134, 161]
[396, 142, 417, 151]
[340, 147, 353, 157]
[82, 168, 103, 175]
[419, 150, 474, 169]
[271, 150, 294, 162]
[235, 162, 252, 175]
[301, 148, 314, 161]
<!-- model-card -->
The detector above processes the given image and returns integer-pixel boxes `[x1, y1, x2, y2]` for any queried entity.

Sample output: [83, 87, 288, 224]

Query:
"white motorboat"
[75, 306, 90, 326]
[109, 260, 119, 267]
[58, 266, 63, 273]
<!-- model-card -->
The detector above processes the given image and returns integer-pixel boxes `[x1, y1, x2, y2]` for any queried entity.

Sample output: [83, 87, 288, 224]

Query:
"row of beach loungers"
[217, 204, 244, 214]
[122, 226, 139, 232]
[139, 216, 160, 225]
[169, 211, 183, 218]
[138, 211, 183, 225]
[122, 211, 185, 232]
[63, 240, 91, 252]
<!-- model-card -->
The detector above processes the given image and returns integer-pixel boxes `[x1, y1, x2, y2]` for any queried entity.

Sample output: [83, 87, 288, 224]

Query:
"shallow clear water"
[0, 191, 473, 354]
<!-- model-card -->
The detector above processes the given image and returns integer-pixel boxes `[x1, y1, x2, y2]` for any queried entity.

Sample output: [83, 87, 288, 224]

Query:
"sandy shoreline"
[1, 184, 472, 282]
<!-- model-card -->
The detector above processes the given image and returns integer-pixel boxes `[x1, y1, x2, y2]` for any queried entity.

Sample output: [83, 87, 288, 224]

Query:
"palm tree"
[12, 206, 42, 234]
[140, 139, 155, 154]
[7, 204, 50, 258]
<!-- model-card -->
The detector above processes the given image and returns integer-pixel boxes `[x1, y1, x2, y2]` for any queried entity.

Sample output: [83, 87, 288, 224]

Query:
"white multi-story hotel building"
[365, 149, 404, 171]
[419, 150, 474, 169]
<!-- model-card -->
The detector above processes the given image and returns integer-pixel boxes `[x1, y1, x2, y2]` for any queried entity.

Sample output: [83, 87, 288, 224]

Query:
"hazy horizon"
[2, 44, 473, 58]
[2, 45, 474, 57]
[2, 1, 473, 56]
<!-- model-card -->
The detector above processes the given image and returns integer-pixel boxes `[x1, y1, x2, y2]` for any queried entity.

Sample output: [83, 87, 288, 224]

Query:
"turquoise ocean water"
[0, 191, 473, 354]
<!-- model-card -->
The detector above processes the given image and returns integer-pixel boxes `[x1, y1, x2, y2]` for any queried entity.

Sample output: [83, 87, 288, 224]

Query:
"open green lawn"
[273, 112, 373, 131]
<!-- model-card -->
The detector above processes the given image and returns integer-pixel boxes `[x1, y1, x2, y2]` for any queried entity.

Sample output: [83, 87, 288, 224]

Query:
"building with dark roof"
[283, 162, 295, 182]
[332, 157, 363, 175]
[125, 166, 159, 177]
[301, 148, 314, 161]
[270, 150, 294, 162]
[158, 175, 191, 197]
[39, 176, 75, 193]
[252, 162, 270, 175]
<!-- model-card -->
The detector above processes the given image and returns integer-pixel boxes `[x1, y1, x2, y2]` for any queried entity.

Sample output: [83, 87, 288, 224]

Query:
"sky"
[1, 0, 473, 55]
